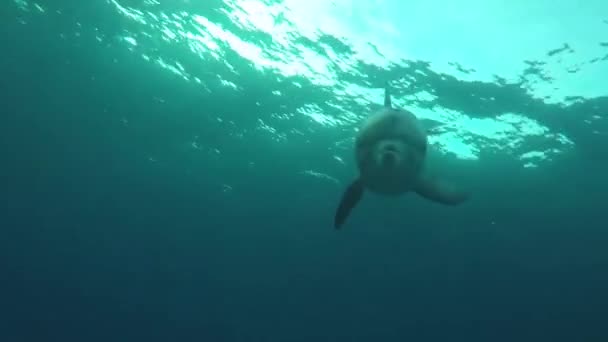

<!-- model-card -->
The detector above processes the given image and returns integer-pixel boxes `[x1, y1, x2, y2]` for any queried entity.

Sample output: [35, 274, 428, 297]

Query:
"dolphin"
[334, 82, 470, 229]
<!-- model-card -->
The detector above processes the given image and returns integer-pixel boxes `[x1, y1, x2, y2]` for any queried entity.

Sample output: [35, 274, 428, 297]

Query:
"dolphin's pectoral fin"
[414, 176, 470, 205]
[419, 118, 444, 135]
[334, 179, 364, 229]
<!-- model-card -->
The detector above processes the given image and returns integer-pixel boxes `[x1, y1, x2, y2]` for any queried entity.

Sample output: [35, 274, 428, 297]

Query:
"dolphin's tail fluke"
[384, 81, 392, 108]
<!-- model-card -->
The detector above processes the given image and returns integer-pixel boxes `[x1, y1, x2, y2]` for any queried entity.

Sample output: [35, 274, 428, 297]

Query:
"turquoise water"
[2, 0, 608, 341]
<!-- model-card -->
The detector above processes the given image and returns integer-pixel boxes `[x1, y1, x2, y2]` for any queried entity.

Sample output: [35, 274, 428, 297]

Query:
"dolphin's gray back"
[356, 108, 426, 153]
[357, 82, 426, 153]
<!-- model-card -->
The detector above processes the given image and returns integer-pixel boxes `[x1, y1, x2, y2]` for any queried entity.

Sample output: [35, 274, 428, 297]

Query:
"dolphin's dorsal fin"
[384, 82, 392, 108]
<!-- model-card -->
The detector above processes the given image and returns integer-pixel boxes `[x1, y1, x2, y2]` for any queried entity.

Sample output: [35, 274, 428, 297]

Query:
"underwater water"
[2, 0, 608, 340]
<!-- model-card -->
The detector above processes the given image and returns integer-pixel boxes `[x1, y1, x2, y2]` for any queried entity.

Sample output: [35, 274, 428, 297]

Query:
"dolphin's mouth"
[381, 152, 397, 167]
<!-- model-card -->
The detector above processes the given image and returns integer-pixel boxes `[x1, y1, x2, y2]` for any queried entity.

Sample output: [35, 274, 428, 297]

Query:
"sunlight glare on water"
[200, 0, 597, 162]
[24, 0, 607, 166]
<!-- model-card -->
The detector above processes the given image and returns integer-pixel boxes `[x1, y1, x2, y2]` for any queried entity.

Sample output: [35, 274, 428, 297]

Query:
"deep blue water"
[2, 1, 608, 341]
